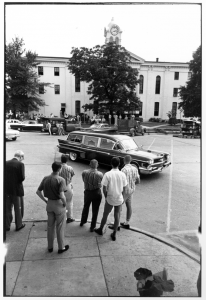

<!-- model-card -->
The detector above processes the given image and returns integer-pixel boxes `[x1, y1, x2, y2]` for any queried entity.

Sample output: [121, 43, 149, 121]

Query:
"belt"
[85, 188, 100, 191]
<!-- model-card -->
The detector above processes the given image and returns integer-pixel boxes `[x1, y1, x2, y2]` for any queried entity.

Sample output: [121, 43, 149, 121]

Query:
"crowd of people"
[5, 151, 140, 252]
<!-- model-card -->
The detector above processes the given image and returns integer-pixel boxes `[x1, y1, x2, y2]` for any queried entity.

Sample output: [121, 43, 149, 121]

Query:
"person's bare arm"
[103, 185, 107, 198]
[36, 189, 48, 204]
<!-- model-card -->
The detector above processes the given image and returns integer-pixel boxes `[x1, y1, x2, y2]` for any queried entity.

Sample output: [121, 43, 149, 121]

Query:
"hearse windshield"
[121, 139, 138, 151]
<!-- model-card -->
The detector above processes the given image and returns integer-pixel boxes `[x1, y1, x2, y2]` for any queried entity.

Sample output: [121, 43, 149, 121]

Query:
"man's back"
[121, 164, 139, 190]
[6, 158, 25, 196]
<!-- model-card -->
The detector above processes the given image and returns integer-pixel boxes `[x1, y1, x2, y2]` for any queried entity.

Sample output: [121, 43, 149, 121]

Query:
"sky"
[5, 2, 201, 63]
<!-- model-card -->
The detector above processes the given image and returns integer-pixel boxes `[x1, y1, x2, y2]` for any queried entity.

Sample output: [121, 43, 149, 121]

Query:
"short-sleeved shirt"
[121, 164, 140, 192]
[82, 169, 103, 191]
[38, 174, 67, 200]
[102, 169, 127, 206]
[59, 164, 74, 186]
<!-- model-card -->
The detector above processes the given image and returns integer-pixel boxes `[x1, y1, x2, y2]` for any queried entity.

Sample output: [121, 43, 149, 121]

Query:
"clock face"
[110, 25, 119, 36]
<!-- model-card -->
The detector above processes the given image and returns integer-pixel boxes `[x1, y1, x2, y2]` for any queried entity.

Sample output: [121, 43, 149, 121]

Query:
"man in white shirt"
[95, 157, 127, 241]
[120, 155, 140, 229]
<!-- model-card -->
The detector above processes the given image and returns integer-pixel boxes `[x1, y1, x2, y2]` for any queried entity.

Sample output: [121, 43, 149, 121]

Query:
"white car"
[6, 127, 20, 141]
[6, 119, 23, 130]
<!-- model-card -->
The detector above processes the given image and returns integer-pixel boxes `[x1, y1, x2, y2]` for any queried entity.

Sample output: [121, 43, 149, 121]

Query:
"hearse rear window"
[84, 136, 98, 147]
[67, 134, 83, 143]
[100, 138, 115, 150]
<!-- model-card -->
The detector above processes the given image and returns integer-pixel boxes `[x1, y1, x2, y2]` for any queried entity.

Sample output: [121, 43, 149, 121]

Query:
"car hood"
[127, 149, 164, 160]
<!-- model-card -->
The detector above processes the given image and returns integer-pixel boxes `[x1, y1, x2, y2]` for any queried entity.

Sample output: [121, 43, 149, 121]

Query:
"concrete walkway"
[5, 221, 200, 297]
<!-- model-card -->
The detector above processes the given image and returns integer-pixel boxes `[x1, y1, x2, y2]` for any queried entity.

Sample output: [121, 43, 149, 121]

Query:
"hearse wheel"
[69, 152, 78, 161]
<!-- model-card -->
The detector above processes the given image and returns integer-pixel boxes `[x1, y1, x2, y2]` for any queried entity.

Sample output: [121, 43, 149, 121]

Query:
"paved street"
[5, 131, 201, 254]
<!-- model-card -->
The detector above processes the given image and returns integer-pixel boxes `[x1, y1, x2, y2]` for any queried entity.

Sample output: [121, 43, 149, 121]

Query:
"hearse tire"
[12, 137, 17, 141]
[69, 152, 78, 161]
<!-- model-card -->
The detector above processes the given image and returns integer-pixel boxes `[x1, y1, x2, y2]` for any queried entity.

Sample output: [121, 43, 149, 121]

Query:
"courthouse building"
[36, 18, 190, 121]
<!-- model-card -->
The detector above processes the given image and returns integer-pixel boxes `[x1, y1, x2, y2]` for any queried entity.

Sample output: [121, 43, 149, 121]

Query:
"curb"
[23, 220, 200, 264]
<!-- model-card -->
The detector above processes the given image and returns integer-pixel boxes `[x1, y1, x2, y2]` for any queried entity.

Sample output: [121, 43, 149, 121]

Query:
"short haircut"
[124, 155, 132, 164]
[52, 161, 62, 172]
[61, 154, 68, 163]
[14, 150, 24, 158]
[90, 159, 98, 168]
[111, 156, 120, 168]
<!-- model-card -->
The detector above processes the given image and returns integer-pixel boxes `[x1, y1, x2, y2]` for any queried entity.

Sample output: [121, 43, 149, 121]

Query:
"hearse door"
[96, 138, 117, 166]
[81, 135, 99, 161]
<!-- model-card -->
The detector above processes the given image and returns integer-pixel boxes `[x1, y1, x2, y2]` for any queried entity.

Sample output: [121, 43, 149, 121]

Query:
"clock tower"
[104, 18, 122, 45]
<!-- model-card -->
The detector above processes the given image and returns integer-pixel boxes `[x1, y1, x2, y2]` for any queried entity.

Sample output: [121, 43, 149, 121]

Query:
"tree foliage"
[178, 46, 201, 117]
[67, 43, 141, 115]
[5, 37, 50, 115]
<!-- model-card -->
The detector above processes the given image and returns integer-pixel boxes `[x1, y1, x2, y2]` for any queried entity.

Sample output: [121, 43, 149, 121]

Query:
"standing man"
[80, 159, 103, 232]
[95, 157, 127, 241]
[47, 120, 51, 135]
[59, 155, 75, 223]
[120, 155, 140, 229]
[36, 162, 69, 254]
[5, 150, 26, 231]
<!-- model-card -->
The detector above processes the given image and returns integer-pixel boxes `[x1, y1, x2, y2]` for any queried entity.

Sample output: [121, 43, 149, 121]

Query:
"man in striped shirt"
[59, 155, 75, 223]
[80, 159, 103, 232]
[120, 155, 140, 229]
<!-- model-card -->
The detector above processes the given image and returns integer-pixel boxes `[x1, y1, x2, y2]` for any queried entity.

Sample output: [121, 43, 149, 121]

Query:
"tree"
[67, 43, 141, 116]
[178, 45, 201, 117]
[5, 37, 50, 116]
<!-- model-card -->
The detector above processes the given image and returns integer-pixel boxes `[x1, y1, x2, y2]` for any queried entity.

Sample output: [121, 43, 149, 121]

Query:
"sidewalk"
[5, 221, 200, 297]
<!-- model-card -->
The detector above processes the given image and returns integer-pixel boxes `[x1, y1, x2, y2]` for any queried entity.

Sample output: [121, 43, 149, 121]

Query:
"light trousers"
[123, 192, 134, 222]
[65, 183, 74, 219]
[46, 200, 66, 250]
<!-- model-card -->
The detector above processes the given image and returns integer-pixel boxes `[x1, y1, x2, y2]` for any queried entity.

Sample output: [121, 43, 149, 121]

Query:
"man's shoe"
[16, 223, 26, 231]
[111, 232, 116, 241]
[67, 218, 75, 223]
[108, 225, 120, 231]
[94, 228, 103, 235]
[58, 245, 69, 254]
[90, 227, 95, 232]
[80, 222, 85, 227]
[120, 222, 130, 229]
[48, 248, 53, 253]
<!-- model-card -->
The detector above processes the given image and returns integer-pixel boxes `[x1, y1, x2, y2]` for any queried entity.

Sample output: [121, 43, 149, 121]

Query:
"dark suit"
[5, 158, 25, 230]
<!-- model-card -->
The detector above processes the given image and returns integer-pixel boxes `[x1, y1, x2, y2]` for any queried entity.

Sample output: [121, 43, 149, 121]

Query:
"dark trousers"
[80, 189, 102, 229]
[6, 194, 24, 230]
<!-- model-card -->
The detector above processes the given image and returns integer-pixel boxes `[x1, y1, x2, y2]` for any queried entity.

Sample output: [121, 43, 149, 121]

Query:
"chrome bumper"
[140, 161, 171, 175]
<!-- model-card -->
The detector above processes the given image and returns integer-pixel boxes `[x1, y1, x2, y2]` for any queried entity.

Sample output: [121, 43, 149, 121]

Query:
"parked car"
[88, 123, 118, 133]
[6, 119, 23, 130]
[6, 128, 20, 141]
[57, 131, 171, 175]
[40, 117, 81, 134]
[7, 119, 43, 131]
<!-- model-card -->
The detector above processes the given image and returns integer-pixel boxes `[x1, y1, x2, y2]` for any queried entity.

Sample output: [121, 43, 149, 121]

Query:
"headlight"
[148, 159, 154, 164]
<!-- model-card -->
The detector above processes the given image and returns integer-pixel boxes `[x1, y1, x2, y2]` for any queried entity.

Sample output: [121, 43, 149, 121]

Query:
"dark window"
[38, 66, 43, 76]
[55, 85, 60, 94]
[75, 75, 80, 92]
[139, 102, 143, 116]
[172, 102, 177, 117]
[115, 37, 119, 45]
[154, 102, 159, 116]
[174, 72, 179, 80]
[139, 75, 144, 94]
[173, 88, 178, 97]
[109, 36, 113, 42]
[155, 76, 161, 94]
[39, 84, 44, 94]
[54, 67, 59, 76]
[75, 100, 81, 115]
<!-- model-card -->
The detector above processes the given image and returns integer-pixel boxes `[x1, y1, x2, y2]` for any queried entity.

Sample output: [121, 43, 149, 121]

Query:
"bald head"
[124, 155, 132, 164]
[90, 159, 98, 169]
[14, 150, 24, 161]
